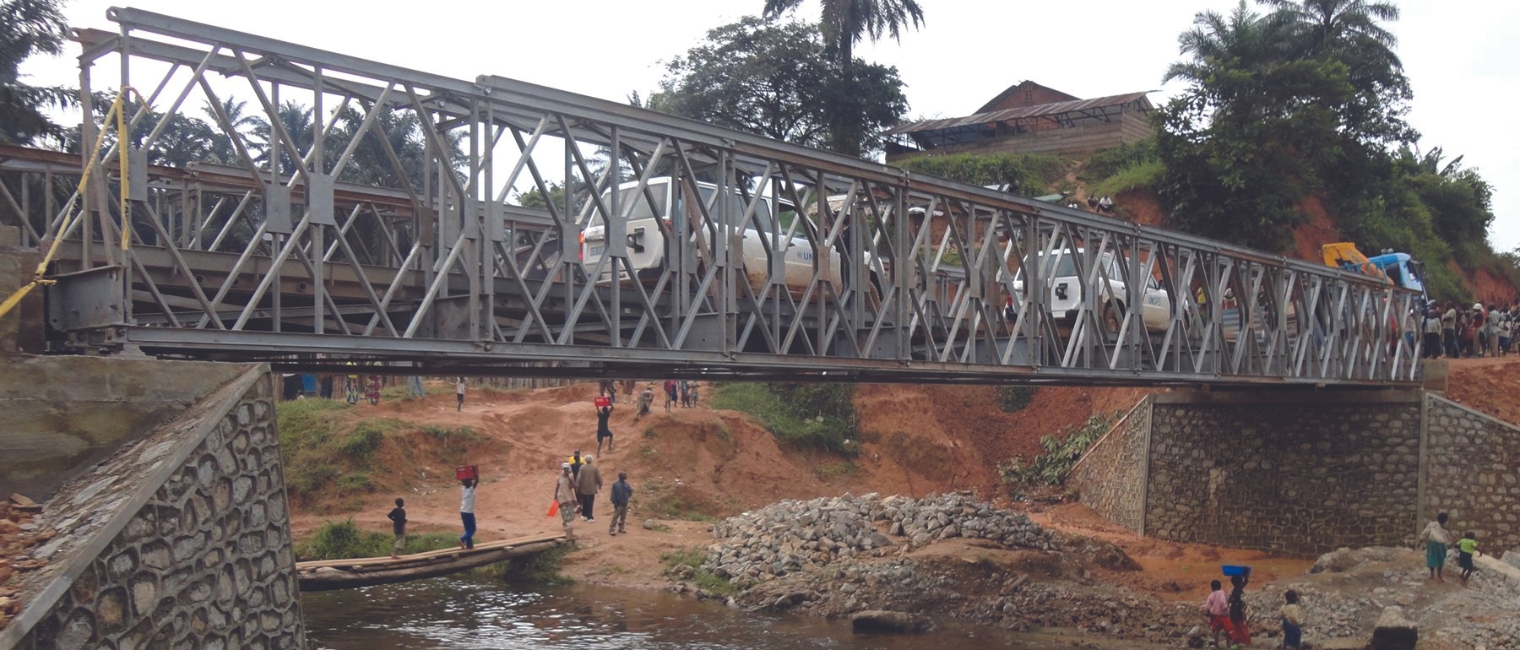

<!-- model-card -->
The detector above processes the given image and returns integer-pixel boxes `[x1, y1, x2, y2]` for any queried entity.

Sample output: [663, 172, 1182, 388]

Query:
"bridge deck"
[0, 8, 1425, 388]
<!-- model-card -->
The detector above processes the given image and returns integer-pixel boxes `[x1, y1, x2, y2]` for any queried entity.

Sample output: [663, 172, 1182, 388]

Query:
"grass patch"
[662, 548, 737, 596]
[1089, 159, 1165, 197]
[477, 544, 573, 586]
[421, 425, 484, 443]
[814, 461, 858, 482]
[995, 386, 1038, 413]
[999, 413, 1116, 487]
[295, 519, 459, 560]
[711, 383, 858, 455]
[340, 419, 399, 462]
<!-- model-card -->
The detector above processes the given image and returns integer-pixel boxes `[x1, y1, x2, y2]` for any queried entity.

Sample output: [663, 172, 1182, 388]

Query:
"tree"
[761, 0, 924, 68]
[1156, 2, 1355, 251]
[649, 17, 908, 157]
[0, 0, 72, 146]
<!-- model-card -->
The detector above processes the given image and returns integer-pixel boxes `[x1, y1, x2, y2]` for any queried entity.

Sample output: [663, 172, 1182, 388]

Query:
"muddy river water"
[301, 577, 1150, 649]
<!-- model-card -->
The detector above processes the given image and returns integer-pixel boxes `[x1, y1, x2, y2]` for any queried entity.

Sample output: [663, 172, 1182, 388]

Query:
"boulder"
[851, 610, 933, 634]
[1366, 606, 1417, 650]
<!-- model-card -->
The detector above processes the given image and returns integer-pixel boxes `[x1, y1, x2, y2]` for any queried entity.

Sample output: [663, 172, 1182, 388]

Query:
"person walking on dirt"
[1202, 579, 1231, 648]
[599, 380, 617, 404]
[636, 385, 654, 420]
[458, 477, 478, 550]
[456, 377, 467, 411]
[1226, 573, 1251, 645]
[663, 379, 678, 413]
[1422, 305, 1442, 359]
[596, 403, 615, 455]
[609, 471, 633, 536]
[1442, 301, 1459, 358]
[554, 463, 578, 538]
[387, 497, 407, 559]
[1419, 511, 1451, 582]
[365, 376, 382, 405]
[575, 455, 602, 522]
[679, 380, 690, 408]
[568, 450, 583, 481]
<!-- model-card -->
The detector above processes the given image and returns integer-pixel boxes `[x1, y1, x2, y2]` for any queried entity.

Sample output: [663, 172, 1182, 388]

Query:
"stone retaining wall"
[1068, 397, 1151, 534]
[1424, 396, 1520, 554]
[1, 365, 306, 650]
[1145, 395, 1423, 555]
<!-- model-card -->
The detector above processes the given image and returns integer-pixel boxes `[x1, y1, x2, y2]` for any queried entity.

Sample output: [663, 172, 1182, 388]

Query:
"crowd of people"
[1420, 300, 1516, 359]
[1200, 509, 1484, 648]
[381, 380, 673, 557]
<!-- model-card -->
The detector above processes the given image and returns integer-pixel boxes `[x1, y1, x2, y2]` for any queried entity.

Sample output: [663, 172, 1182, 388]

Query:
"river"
[301, 577, 1146, 649]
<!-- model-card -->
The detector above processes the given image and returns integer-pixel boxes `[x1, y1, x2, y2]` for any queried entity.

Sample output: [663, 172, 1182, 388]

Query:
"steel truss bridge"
[0, 7, 1423, 386]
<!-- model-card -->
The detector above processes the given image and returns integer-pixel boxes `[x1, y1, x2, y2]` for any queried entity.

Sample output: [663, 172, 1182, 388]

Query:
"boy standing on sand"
[387, 497, 407, 559]
[1419, 511, 1451, 582]
[1201, 579, 1231, 648]
[456, 377, 467, 411]
[1458, 531, 1481, 587]
[1280, 589, 1304, 649]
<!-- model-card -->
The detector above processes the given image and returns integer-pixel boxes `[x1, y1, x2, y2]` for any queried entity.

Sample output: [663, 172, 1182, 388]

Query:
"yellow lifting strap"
[0, 87, 144, 322]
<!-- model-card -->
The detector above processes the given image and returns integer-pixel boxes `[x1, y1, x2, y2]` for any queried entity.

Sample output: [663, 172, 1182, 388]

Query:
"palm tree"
[0, 0, 73, 146]
[202, 97, 268, 165]
[1163, 2, 1294, 89]
[761, 0, 925, 69]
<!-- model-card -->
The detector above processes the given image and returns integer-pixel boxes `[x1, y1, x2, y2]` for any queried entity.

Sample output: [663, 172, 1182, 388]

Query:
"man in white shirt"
[456, 378, 467, 412]
[459, 477, 478, 549]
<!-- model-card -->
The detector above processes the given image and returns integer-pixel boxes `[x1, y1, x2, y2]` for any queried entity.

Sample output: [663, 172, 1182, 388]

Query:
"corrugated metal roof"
[886, 92, 1153, 136]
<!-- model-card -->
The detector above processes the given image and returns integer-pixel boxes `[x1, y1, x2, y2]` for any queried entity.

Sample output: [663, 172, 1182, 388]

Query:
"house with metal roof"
[885, 81, 1154, 160]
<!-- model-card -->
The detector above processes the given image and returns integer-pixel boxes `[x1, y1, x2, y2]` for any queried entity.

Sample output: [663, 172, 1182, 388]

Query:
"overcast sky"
[19, 0, 1519, 251]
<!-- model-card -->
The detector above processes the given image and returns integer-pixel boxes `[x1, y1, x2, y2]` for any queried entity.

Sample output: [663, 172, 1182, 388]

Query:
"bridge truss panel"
[0, 7, 1422, 386]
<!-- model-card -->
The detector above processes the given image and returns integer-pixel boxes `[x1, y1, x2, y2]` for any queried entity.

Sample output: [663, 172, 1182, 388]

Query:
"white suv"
[1007, 248, 1172, 333]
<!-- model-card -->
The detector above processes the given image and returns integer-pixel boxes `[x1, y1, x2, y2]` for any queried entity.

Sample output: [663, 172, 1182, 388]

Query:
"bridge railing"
[0, 7, 1422, 386]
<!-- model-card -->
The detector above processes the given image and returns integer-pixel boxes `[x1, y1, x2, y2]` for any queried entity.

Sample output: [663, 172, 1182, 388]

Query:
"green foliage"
[1081, 139, 1159, 183]
[998, 413, 1115, 487]
[897, 152, 1065, 196]
[0, 0, 73, 145]
[490, 544, 573, 586]
[1089, 160, 1165, 198]
[712, 382, 859, 454]
[335, 472, 374, 492]
[420, 425, 484, 444]
[995, 386, 1038, 413]
[648, 17, 908, 157]
[340, 419, 398, 462]
[295, 519, 457, 560]
[814, 461, 859, 481]
[662, 548, 737, 596]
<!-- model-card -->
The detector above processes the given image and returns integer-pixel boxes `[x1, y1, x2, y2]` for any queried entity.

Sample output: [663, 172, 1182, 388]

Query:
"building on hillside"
[885, 81, 1154, 160]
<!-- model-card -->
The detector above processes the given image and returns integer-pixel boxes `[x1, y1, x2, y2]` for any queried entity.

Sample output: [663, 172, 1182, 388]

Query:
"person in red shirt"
[663, 379, 678, 413]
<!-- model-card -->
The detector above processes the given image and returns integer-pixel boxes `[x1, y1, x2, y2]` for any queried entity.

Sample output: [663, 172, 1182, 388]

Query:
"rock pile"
[703, 493, 1057, 584]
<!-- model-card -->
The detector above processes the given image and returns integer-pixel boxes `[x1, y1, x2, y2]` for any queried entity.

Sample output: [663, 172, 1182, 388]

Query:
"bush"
[995, 386, 1038, 413]
[711, 382, 858, 454]
[1081, 139, 1158, 182]
[898, 152, 1066, 196]
[296, 519, 459, 560]
[493, 544, 572, 586]
[662, 548, 736, 596]
[1090, 159, 1165, 197]
[340, 419, 397, 462]
[998, 413, 1115, 487]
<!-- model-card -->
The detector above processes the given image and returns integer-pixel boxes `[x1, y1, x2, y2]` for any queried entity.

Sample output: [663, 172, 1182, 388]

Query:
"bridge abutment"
[1072, 389, 1520, 557]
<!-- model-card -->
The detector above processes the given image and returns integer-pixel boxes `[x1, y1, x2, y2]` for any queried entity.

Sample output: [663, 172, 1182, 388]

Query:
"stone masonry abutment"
[1072, 389, 1520, 558]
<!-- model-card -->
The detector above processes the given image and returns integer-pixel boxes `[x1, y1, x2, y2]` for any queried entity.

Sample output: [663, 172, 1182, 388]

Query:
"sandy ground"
[290, 357, 1520, 604]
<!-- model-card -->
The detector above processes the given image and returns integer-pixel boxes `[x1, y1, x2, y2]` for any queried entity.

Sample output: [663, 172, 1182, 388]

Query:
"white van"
[579, 178, 846, 294]
[1007, 248, 1172, 333]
